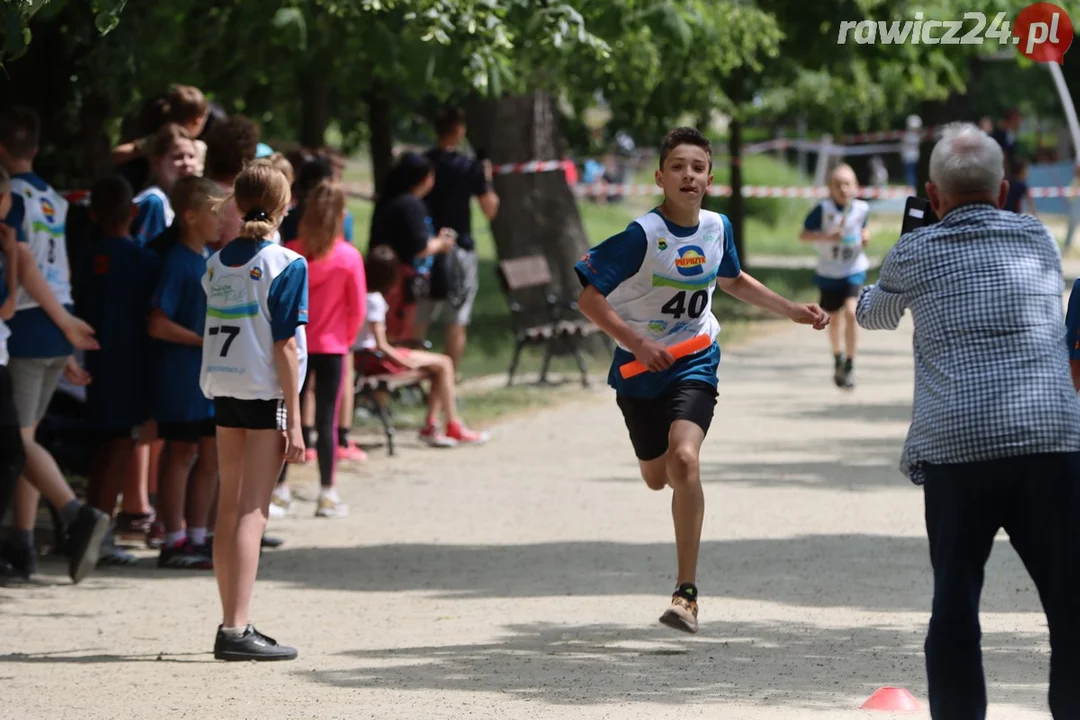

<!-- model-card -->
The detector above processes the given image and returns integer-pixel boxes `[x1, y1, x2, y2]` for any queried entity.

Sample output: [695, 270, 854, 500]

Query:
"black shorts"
[158, 418, 217, 443]
[213, 398, 286, 431]
[819, 284, 861, 313]
[616, 381, 719, 461]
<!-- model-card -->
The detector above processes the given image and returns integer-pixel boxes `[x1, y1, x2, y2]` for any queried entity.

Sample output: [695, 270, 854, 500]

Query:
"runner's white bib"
[606, 210, 724, 351]
[814, 198, 871, 279]
[200, 243, 308, 401]
[11, 178, 71, 311]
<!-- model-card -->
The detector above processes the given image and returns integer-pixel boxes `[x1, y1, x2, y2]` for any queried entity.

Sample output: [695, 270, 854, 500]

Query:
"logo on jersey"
[648, 320, 667, 334]
[93, 254, 109, 275]
[250, 267, 262, 281]
[657, 238, 668, 251]
[703, 233, 718, 243]
[40, 199, 56, 224]
[674, 246, 706, 276]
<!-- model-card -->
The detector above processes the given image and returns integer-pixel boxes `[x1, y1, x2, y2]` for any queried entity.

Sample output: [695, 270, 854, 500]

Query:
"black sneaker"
[840, 360, 855, 390]
[214, 625, 298, 662]
[158, 540, 213, 570]
[0, 537, 37, 580]
[261, 534, 284, 549]
[833, 355, 846, 388]
[66, 505, 110, 583]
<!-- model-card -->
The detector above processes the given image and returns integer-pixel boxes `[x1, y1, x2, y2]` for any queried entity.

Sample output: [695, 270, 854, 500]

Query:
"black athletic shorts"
[213, 398, 286, 431]
[819, 284, 861, 313]
[158, 418, 217, 443]
[616, 381, 719, 461]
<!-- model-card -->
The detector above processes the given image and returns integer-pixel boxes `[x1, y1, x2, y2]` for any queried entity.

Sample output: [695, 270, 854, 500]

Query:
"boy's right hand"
[630, 337, 676, 373]
[826, 228, 844, 241]
[59, 313, 100, 351]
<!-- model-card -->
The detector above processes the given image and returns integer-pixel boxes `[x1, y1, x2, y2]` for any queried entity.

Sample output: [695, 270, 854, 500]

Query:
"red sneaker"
[418, 424, 457, 448]
[336, 441, 368, 462]
[445, 421, 490, 446]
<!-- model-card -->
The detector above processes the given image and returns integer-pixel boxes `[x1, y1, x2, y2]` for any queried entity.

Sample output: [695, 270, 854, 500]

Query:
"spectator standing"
[856, 123, 1080, 719]
[414, 106, 500, 372]
[901, 114, 922, 188]
[991, 108, 1022, 176]
[274, 181, 365, 519]
[368, 152, 456, 342]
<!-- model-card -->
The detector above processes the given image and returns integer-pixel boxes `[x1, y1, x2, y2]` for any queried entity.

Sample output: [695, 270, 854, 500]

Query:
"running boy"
[799, 163, 871, 389]
[149, 176, 223, 569]
[574, 127, 828, 634]
[76, 175, 160, 566]
[200, 159, 307, 661]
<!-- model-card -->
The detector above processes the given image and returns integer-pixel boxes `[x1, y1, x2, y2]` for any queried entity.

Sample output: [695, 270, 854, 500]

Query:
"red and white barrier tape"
[340, 180, 1080, 200]
[492, 160, 566, 175]
[572, 184, 918, 199]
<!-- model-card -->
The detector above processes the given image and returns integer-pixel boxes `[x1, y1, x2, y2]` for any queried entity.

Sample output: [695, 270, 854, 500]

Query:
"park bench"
[352, 340, 430, 457]
[496, 254, 608, 388]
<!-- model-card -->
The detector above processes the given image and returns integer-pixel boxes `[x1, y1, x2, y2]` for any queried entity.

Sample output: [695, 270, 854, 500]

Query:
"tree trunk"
[79, 90, 111, 182]
[465, 91, 589, 302]
[366, 81, 393, 198]
[299, 71, 330, 149]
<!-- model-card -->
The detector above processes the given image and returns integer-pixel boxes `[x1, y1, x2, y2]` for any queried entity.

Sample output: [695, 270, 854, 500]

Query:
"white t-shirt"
[353, 292, 388, 351]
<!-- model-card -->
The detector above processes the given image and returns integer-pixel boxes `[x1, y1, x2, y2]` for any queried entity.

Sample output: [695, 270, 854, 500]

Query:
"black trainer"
[833, 354, 846, 388]
[261, 534, 284, 549]
[66, 505, 110, 583]
[0, 536, 37, 579]
[214, 625, 298, 661]
[840, 359, 855, 390]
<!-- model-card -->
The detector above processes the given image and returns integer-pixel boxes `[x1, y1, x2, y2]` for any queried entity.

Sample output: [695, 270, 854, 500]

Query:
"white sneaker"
[315, 489, 349, 519]
[269, 487, 291, 519]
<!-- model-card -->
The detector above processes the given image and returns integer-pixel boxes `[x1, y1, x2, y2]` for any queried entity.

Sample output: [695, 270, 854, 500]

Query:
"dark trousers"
[923, 452, 1080, 719]
[278, 353, 344, 489]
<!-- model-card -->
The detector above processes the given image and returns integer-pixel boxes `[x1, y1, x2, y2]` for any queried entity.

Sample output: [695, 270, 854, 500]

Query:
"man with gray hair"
[857, 122, 1080, 719]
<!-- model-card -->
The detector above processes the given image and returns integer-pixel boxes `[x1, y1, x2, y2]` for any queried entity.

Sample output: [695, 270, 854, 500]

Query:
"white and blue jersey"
[133, 186, 173, 247]
[4, 172, 73, 359]
[0, 248, 10, 366]
[803, 198, 870, 288]
[200, 238, 308, 401]
[574, 208, 742, 399]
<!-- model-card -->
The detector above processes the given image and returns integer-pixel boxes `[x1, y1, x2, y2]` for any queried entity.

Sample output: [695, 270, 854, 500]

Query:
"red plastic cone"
[861, 686, 920, 712]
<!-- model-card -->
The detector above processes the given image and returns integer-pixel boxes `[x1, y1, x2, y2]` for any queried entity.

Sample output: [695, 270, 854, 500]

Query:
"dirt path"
[0, 315, 1058, 719]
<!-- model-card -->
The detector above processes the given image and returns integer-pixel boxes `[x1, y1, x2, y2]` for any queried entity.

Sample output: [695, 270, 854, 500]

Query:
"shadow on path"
[310, 620, 1048, 711]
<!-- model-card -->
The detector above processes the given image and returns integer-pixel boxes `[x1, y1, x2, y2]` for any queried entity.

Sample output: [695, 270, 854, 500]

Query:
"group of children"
[0, 89, 495, 659]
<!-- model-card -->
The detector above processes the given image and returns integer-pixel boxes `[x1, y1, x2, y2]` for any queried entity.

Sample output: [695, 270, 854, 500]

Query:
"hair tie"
[243, 209, 270, 223]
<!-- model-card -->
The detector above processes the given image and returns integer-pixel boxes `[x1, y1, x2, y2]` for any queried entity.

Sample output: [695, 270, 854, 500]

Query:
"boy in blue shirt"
[575, 127, 828, 633]
[76, 175, 160, 565]
[149, 176, 223, 569]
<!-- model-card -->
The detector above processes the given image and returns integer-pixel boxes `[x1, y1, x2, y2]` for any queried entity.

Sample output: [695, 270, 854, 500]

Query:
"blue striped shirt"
[856, 203, 1080, 484]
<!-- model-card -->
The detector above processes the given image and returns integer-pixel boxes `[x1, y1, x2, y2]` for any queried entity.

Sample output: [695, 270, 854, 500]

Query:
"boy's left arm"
[717, 273, 828, 328]
[716, 215, 828, 329]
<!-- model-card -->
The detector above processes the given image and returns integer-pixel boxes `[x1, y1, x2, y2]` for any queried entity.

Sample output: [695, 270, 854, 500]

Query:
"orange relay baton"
[619, 334, 713, 379]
